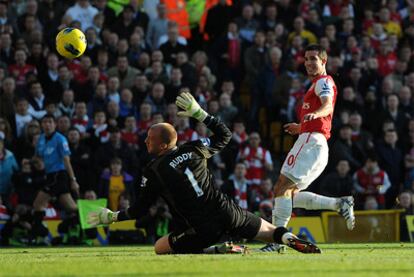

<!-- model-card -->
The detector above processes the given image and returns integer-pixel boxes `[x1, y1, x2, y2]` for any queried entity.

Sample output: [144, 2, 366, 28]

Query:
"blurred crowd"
[1, 0, 414, 244]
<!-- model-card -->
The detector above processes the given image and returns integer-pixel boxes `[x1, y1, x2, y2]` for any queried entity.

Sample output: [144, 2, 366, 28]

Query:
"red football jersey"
[299, 75, 337, 139]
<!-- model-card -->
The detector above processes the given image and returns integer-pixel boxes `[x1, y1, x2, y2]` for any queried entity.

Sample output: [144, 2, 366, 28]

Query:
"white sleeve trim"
[314, 77, 335, 98]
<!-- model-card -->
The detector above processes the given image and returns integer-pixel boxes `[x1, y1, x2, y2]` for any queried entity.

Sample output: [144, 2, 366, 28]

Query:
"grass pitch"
[0, 243, 413, 276]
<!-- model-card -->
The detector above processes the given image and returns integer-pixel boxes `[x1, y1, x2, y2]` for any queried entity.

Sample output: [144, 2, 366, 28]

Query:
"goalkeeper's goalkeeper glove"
[175, 91, 208, 122]
[87, 207, 118, 227]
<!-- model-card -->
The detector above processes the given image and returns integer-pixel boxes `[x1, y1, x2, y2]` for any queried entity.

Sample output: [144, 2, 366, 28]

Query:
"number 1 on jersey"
[184, 167, 204, 197]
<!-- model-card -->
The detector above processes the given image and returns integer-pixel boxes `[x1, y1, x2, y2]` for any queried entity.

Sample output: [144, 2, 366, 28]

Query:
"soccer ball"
[56, 28, 87, 59]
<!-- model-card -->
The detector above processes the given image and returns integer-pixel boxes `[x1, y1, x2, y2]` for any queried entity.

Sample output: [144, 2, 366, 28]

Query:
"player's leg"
[293, 191, 355, 230]
[59, 193, 78, 212]
[155, 224, 224, 254]
[154, 235, 173, 254]
[272, 174, 297, 228]
[240, 212, 321, 254]
[32, 190, 52, 239]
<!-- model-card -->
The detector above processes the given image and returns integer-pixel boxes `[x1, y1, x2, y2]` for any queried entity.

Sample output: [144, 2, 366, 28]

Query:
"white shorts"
[281, 132, 329, 190]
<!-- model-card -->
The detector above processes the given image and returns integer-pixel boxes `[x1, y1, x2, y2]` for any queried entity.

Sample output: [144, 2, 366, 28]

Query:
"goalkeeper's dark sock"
[273, 227, 289, 244]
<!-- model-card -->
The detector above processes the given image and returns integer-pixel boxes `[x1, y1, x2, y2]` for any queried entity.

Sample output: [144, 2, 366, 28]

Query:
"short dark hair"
[110, 157, 122, 165]
[41, 114, 56, 122]
[107, 125, 120, 133]
[305, 44, 328, 60]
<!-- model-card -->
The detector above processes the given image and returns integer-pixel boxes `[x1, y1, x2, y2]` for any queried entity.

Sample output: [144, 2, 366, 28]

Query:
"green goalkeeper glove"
[175, 91, 208, 122]
[87, 207, 118, 227]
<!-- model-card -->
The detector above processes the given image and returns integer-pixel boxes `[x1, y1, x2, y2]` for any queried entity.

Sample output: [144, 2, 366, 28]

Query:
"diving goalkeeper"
[88, 91, 321, 254]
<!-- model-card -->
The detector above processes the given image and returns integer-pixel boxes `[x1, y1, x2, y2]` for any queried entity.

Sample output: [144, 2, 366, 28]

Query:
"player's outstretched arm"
[87, 207, 119, 227]
[176, 91, 232, 157]
[176, 90, 208, 121]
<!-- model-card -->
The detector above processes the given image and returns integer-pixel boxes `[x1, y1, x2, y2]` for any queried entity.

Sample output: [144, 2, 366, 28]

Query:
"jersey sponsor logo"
[302, 102, 310, 109]
[140, 176, 148, 187]
[63, 141, 70, 152]
[45, 147, 55, 155]
[200, 138, 211, 147]
[169, 152, 193, 169]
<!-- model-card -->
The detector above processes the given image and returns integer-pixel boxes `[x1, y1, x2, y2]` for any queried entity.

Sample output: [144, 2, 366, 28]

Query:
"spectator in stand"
[56, 115, 71, 137]
[65, 0, 98, 31]
[249, 177, 274, 212]
[75, 66, 104, 104]
[176, 117, 198, 145]
[204, 0, 234, 45]
[217, 92, 238, 127]
[238, 132, 273, 187]
[88, 110, 109, 152]
[145, 82, 167, 114]
[98, 157, 135, 211]
[94, 126, 140, 179]
[11, 97, 33, 139]
[106, 76, 121, 104]
[221, 162, 249, 210]
[165, 67, 184, 104]
[330, 124, 366, 171]
[87, 82, 107, 117]
[165, 103, 178, 126]
[376, 40, 397, 78]
[395, 191, 414, 242]
[376, 129, 403, 207]
[56, 89, 75, 118]
[106, 100, 122, 128]
[159, 21, 187, 66]
[27, 81, 47, 120]
[0, 117, 13, 148]
[71, 102, 90, 136]
[349, 111, 374, 153]
[117, 86, 134, 117]
[13, 119, 40, 161]
[234, 4, 260, 45]
[380, 94, 409, 137]
[353, 153, 391, 210]
[146, 3, 168, 50]
[107, 55, 140, 89]
[111, 4, 143, 40]
[288, 16, 317, 46]
[121, 115, 139, 151]
[0, 78, 16, 120]
[131, 73, 150, 108]
[67, 127, 94, 194]
[8, 49, 36, 89]
[137, 102, 152, 135]
[320, 159, 353, 197]
[12, 157, 45, 207]
[176, 51, 198, 91]
[127, 32, 151, 68]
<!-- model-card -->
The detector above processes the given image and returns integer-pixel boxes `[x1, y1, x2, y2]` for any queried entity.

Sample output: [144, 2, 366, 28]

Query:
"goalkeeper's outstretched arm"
[175, 91, 232, 158]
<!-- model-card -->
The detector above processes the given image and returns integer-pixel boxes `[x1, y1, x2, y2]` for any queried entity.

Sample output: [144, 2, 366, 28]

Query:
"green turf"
[0, 244, 413, 276]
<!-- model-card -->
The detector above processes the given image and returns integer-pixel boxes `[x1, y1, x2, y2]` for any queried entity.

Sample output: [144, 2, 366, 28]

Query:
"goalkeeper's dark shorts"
[168, 210, 261, 254]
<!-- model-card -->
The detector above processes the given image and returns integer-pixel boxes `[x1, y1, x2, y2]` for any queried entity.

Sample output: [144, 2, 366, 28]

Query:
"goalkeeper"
[88, 91, 321, 254]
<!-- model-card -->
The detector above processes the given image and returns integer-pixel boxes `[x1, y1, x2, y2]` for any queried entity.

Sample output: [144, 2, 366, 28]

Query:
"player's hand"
[70, 180, 80, 195]
[283, 123, 301, 135]
[303, 113, 318, 122]
[87, 208, 118, 227]
[175, 90, 208, 122]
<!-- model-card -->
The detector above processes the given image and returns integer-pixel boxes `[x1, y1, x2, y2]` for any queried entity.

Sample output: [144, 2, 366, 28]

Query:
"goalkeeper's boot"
[286, 237, 321, 254]
[216, 242, 249, 254]
[338, 196, 355, 230]
[259, 243, 286, 253]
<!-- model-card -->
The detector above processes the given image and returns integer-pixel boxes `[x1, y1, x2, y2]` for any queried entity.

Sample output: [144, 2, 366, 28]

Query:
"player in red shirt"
[271, 45, 355, 251]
